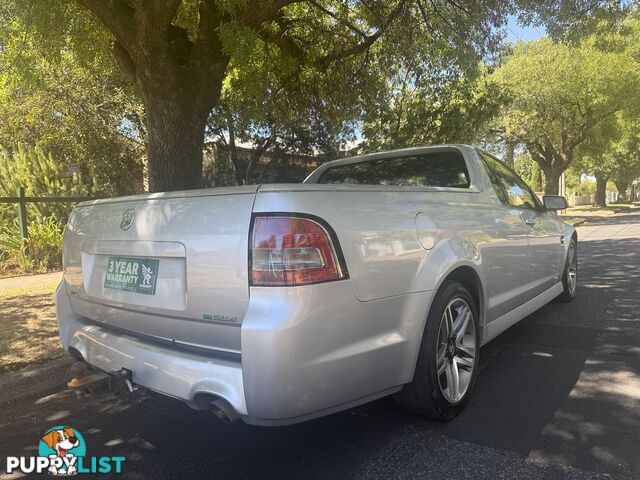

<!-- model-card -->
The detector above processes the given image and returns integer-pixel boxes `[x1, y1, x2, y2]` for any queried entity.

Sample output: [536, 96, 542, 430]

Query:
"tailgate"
[62, 187, 257, 353]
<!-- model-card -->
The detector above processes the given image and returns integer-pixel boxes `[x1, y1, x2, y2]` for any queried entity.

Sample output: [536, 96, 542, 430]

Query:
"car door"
[519, 204, 565, 294]
[477, 153, 533, 320]
[481, 153, 564, 299]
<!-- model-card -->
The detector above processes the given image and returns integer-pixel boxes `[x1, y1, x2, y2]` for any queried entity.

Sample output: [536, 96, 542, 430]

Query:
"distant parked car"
[56, 145, 577, 425]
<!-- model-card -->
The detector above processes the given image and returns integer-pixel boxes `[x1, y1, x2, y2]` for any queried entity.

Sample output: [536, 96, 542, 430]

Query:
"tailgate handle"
[83, 240, 186, 258]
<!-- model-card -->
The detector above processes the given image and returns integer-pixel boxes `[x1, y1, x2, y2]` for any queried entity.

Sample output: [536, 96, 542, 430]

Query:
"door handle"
[522, 215, 536, 226]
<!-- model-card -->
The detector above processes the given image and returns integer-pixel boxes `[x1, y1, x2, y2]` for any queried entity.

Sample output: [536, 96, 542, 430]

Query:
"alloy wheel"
[436, 298, 477, 404]
[567, 242, 577, 295]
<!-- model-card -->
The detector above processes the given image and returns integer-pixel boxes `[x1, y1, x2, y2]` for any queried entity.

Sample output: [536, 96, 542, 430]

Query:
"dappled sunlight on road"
[522, 216, 640, 476]
[0, 213, 639, 479]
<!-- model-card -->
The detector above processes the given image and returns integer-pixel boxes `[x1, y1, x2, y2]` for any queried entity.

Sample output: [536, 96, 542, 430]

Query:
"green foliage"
[0, 216, 64, 272]
[513, 151, 533, 182]
[356, 0, 511, 152]
[563, 167, 581, 193]
[361, 69, 502, 151]
[575, 180, 597, 196]
[203, 148, 237, 187]
[529, 162, 542, 191]
[575, 111, 640, 185]
[495, 37, 639, 150]
[209, 5, 371, 183]
[515, 0, 629, 41]
[2, 0, 634, 192]
[0, 145, 97, 225]
[0, 1, 145, 195]
[491, 31, 640, 192]
[512, 151, 547, 191]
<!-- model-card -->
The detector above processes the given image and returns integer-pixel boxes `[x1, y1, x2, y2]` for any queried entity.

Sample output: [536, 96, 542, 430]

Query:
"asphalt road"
[1, 211, 639, 480]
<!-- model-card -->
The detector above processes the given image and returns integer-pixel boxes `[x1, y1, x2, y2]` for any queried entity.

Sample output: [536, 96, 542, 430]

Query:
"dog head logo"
[41, 428, 79, 457]
[39, 426, 86, 476]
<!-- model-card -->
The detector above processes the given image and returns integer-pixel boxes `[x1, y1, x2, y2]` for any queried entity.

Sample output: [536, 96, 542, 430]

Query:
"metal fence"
[0, 187, 100, 240]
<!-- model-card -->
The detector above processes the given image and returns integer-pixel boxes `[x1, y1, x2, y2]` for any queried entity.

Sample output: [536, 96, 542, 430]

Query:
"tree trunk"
[223, 106, 243, 186]
[145, 99, 210, 192]
[535, 166, 543, 192]
[614, 179, 629, 203]
[594, 174, 608, 207]
[542, 168, 561, 195]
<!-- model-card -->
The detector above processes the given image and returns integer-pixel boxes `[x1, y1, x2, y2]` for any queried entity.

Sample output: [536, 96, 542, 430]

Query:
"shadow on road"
[578, 209, 640, 226]
[442, 235, 640, 476]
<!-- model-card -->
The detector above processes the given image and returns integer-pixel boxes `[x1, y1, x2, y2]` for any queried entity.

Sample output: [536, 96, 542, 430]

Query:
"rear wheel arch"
[407, 264, 485, 380]
[443, 266, 485, 330]
[396, 276, 481, 419]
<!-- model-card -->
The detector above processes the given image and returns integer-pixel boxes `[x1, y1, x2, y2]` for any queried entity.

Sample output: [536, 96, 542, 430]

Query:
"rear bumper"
[57, 283, 247, 414]
[57, 280, 431, 425]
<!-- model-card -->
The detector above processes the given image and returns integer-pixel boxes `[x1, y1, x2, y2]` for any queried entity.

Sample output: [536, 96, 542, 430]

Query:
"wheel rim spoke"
[437, 346, 447, 375]
[448, 360, 460, 402]
[455, 350, 475, 371]
[437, 357, 447, 376]
[444, 306, 453, 337]
[453, 306, 471, 343]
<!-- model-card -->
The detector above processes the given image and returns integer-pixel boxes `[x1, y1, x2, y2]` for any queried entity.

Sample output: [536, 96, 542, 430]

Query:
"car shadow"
[577, 209, 640, 226]
[436, 235, 640, 476]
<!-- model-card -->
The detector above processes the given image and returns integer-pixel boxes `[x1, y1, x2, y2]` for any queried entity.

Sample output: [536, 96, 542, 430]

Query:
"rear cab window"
[317, 150, 471, 188]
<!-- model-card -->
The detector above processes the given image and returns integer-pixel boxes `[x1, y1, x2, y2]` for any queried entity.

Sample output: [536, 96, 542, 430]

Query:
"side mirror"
[543, 195, 568, 211]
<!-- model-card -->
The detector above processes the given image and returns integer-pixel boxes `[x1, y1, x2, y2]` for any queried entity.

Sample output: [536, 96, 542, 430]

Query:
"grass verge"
[0, 278, 64, 373]
[566, 204, 632, 216]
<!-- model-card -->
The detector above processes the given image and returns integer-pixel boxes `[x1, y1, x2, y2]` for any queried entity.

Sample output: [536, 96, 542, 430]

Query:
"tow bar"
[68, 362, 147, 398]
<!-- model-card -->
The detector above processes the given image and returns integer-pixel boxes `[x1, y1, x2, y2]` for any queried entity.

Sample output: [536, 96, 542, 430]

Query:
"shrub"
[574, 180, 597, 196]
[0, 144, 99, 225]
[0, 216, 64, 273]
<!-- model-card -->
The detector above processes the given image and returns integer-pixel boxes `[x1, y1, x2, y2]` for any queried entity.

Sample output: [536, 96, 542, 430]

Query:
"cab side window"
[480, 154, 509, 205]
[479, 152, 539, 210]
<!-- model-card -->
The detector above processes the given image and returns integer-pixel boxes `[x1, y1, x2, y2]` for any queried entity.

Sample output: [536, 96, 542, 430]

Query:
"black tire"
[394, 280, 480, 420]
[555, 237, 578, 303]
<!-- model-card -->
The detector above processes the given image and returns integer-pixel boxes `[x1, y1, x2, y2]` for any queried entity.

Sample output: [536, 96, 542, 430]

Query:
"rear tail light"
[250, 215, 348, 286]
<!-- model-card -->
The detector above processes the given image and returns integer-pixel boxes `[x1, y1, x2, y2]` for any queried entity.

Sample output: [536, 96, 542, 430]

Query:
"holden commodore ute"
[56, 145, 577, 425]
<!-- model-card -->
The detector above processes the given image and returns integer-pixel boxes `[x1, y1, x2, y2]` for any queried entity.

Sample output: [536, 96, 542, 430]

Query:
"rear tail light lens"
[250, 215, 347, 286]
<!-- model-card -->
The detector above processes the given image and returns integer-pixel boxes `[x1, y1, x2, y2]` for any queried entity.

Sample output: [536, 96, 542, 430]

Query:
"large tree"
[205, 19, 366, 186]
[361, 68, 502, 152]
[611, 120, 640, 202]
[493, 37, 640, 195]
[576, 114, 640, 206]
[74, 0, 417, 191]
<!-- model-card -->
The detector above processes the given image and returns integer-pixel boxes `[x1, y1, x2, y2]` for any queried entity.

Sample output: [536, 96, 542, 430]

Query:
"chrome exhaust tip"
[210, 399, 239, 423]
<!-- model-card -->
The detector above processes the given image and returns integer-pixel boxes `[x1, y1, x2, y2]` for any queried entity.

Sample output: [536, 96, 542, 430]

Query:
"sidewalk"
[0, 270, 62, 290]
[560, 204, 637, 227]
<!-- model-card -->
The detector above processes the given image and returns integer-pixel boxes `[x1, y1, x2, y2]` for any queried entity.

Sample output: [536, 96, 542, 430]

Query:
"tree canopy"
[491, 35, 640, 194]
[1, 0, 636, 197]
[3, 0, 629, 192]
[0, 1, 144, 195]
